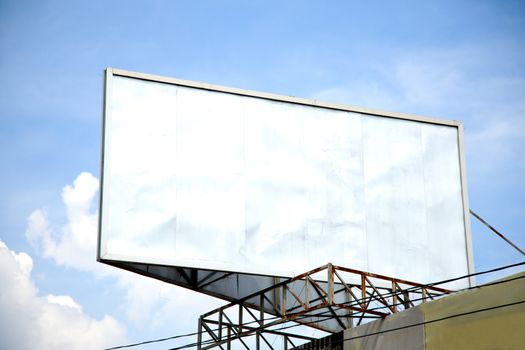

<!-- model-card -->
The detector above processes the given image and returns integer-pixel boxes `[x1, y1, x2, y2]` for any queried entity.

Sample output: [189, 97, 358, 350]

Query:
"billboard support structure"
[197, 263, 451, 348]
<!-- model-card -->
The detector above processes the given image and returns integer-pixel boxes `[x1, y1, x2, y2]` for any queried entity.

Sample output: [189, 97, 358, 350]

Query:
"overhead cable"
[333, 299, 525, 347]
[105, 260, 525, 350]
[167, 298, 525, 350]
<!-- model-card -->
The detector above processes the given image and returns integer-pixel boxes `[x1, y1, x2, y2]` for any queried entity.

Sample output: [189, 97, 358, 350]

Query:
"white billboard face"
[99, 69, 474, 297]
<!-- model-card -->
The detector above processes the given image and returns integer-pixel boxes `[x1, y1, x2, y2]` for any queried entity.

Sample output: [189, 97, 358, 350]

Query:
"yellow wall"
[421, 272, 525, 350]
[344, 272, 525, 350]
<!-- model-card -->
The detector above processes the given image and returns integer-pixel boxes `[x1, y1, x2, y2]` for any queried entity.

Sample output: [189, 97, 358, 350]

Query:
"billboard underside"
[99, 69, 473, 321]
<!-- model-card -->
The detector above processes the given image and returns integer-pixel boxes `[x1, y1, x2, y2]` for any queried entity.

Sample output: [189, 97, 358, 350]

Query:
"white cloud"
[0, 240, 127, 350]
[26, 172, 100, 272]
[46, 294, 83, 312]
[25, 209, 56, 258]
[25, 172, 223, 340]
[114, 272, 222, 330]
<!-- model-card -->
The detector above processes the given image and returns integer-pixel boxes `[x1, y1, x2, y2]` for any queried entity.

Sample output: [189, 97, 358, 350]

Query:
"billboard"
[98, 68, 474, 304]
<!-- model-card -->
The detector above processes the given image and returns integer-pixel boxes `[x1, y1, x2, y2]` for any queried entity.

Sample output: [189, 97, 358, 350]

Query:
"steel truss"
[197, 263, 450, 350]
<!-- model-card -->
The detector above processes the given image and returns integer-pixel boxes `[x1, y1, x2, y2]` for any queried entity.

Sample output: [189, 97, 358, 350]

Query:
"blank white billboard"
[98, 68, 474, 299]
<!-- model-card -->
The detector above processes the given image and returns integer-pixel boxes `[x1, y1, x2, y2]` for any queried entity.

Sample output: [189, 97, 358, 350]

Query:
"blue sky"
[1, 1, 524, 349]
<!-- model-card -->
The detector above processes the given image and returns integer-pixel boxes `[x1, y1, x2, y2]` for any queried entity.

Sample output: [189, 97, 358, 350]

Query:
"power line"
[280, 274, 525, 327]
[331, 263, 525, 315]
[278, 261, 525, 323]
[104, 260, 524, 350]
[183, 263, 525, 349]
[192, 263, 525, 348]
[107, 261, 525, 349]
[470, 209, 525, 256]
[189, 276, 525, 350]
[104, 332, 199, 350]
[335, 299, 525, 346]
[104, 314, 284, 350]
[167, 297, 525, 350]
[262, 299, 525, 349]
[198, 259, 525, 344]
[424, 260, 524, 289]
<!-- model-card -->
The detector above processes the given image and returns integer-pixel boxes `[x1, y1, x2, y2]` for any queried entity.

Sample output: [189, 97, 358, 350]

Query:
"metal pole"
[328, 263, 334, 305]
[470, 210, 525, 256]
[197, 317, 203, 350]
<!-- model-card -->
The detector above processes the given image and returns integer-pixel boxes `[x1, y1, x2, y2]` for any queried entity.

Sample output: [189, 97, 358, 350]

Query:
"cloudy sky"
[1, 1, 524, 349]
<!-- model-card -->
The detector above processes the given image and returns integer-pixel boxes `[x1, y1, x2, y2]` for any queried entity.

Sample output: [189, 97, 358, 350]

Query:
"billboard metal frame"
[97, 67, 475, 294]
[197, 263, 451, 348]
